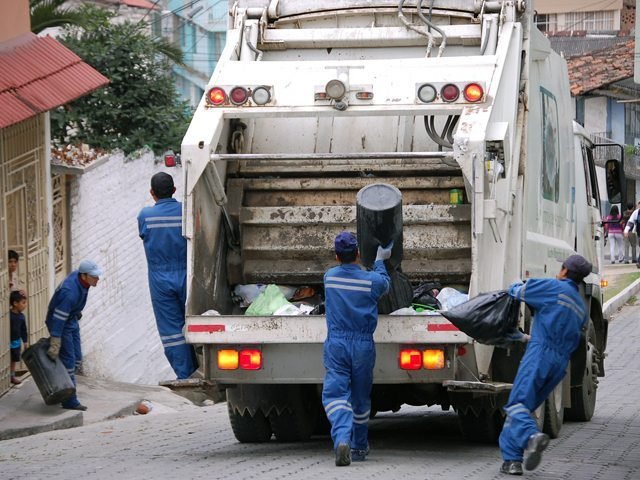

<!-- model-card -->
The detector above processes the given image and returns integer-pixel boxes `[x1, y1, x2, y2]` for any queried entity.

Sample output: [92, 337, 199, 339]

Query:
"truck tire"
[268, 386, 317, 442]
[565, 320, 598, 421]
[457, 408, 504, 443]
[227, 403, 273, 443]
[543, 382, 564, 438]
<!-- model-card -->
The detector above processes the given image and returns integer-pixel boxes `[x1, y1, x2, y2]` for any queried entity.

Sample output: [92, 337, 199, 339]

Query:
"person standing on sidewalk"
[604, 205, 624, 264]
[623, 201, 640, 268]
[622, 203, 637, 264]
[498, 254, 591, 475]
[322, 231, 391, 467]
[137, 172, 197, 380]
[45, 260, 102, 411]
[9, 290, 28, 385]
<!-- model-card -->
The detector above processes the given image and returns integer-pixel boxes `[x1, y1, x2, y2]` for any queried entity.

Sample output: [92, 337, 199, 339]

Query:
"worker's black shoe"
[63, 404, 88, 411]
[500, 461, 523, 475]
[335, 442, 351, 467]
[523, 432, 549, 471]
[351, 446, 370, 462]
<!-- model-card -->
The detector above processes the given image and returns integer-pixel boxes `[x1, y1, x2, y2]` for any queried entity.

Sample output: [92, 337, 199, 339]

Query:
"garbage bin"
[22, 338, 75, 405]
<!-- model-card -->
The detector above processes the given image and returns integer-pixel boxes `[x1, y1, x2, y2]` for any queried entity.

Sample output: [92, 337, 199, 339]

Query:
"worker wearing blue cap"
[45, 259, 102, 410]
[499, 254, 592, 475]
[323, 231, 391, 467]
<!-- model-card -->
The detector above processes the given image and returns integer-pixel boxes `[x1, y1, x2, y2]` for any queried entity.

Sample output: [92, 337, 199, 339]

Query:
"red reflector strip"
[427, 324, 459, 332]
[187, 324, 225, 333]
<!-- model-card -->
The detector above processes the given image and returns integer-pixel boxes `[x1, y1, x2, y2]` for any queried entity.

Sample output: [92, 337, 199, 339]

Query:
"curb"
[603, 277, 640, 319]
[0, 412, 83, 441]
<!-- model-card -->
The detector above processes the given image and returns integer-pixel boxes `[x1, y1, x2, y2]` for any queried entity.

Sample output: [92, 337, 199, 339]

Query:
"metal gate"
[0, 115, 50, 396]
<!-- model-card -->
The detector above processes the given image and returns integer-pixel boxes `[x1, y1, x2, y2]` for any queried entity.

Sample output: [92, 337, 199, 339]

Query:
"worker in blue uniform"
[499, 254, 592, 475]
[322, 231, 391, 467]
[137, 172, 196, 380]
[46, 259, 102, 411]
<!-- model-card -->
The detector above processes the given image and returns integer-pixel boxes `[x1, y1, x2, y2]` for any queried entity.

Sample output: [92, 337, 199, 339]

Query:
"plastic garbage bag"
[413, 281, 442, 309]
[233, 284, 266, 307]
[440, 290, 521, 345]
[436, 287, 469, 311]
[245, 284, 292, 316]
[390, 307, 417, 315]
[273, 303, 302, 316]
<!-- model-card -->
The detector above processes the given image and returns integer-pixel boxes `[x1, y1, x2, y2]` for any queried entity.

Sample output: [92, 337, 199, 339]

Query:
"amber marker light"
[463, 83, 484, 102]
[601, 279, 609, 288]
[399, 349, 422, 370]
[423, 349, 445, 370]
[218, 349, 239, 370]
[239, 349, 262, 370]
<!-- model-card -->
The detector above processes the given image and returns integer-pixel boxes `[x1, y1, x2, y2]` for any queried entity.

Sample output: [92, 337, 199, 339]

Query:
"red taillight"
[230, 86, 248, 105]
[208, 87, 226, 106]
[463, 83, 484, 102]
[239, 349, 262, 370]
[399, 349, 422, 370]
[441, 84, 460, 102]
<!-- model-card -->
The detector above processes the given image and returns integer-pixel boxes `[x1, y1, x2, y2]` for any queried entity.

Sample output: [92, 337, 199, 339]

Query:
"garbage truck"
[180, 0, 625, 443]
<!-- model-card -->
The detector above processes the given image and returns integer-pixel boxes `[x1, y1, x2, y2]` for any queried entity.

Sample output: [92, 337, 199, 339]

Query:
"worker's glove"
[47, 337, 61, 361]
[375, 242, 394, 262]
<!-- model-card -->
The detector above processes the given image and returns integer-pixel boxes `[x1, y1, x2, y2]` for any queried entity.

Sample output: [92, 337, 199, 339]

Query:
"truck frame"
[180, 0, 623, 443]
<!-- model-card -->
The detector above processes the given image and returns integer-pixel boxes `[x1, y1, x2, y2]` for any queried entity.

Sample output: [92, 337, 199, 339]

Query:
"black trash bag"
[440, 290, 521, 345]
[412, 281, 442, 309]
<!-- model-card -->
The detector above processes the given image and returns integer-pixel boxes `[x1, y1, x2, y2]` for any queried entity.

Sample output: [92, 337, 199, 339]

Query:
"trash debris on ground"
[134, 400, 153, 415]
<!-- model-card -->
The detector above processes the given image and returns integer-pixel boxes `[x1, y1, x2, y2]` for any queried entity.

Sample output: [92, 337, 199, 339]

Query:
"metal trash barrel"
[356, 183, 403, 269]
[22, 337, 75, 405]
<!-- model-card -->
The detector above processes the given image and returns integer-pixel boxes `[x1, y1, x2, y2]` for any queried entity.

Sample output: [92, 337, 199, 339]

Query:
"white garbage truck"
[180, 0, 624, 442]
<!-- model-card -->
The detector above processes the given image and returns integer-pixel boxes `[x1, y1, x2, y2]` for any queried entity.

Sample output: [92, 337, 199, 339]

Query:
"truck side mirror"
[605, 159, 624, 205]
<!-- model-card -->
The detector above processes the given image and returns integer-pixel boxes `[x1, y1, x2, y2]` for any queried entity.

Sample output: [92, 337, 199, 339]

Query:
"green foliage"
[30, 0, 87, 34]
[51, 5, 191, 155]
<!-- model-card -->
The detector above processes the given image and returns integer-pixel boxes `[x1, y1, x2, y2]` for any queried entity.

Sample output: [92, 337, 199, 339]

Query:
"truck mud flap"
[159, 378, 225, 405]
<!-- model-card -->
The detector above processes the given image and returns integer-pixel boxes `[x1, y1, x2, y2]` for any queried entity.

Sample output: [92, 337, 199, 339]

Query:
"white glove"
[375, 242, 394, 261]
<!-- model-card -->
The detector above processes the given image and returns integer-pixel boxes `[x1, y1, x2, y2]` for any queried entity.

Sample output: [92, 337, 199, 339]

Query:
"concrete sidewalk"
[0, 375, 200, 441]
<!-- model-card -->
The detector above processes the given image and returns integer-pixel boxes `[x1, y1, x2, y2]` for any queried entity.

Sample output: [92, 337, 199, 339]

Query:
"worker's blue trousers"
[149, 269, 196, 379]
[59, 320, 81, 408]
[499, 342, 569, 461]
[322, 333, 375, 451]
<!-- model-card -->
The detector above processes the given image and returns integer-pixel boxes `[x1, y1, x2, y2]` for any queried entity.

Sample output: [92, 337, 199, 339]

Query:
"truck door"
[578, 140, 602, 269]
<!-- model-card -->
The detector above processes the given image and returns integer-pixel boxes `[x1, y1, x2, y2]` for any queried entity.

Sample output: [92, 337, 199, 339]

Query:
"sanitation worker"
[45, 259, 102, 410]
[322, 231, 391, 467]
[499, 254, 591, 475]
[137, 172, 197, 379]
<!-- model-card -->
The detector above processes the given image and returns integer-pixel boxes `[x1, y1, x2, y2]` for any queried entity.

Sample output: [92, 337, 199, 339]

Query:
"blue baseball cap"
[334, 231, 358, 254]
[562, 254, 592, 280]
[78, 259, 103, 277]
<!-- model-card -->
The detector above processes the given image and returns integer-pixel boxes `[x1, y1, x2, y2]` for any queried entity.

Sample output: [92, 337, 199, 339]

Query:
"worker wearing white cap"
[45, 259, 102, 410]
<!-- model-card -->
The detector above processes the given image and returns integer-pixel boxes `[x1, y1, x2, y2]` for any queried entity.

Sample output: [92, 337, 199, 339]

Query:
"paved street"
[1, 305, 639, 480]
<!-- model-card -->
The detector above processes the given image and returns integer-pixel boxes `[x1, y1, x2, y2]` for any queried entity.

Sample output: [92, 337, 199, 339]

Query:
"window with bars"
[563, 10, 615, 31]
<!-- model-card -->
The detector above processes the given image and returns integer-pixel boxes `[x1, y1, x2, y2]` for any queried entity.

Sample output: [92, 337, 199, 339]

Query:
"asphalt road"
[1, 305, 639, 480]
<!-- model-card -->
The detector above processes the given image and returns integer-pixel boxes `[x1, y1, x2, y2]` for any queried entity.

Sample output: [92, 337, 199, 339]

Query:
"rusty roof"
[0, 33, 109, 129]
[566, 39, 635, 96]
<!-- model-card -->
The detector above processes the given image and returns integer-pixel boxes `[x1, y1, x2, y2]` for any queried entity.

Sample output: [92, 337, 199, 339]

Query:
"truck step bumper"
[443, 380, 512, 393]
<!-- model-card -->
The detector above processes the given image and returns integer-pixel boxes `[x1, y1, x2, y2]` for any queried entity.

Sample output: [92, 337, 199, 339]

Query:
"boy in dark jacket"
[9, 290, 28, 385]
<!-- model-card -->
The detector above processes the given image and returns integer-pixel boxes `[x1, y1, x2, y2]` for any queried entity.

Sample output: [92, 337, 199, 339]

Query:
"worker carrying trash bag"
[322, 231, 391, 467]
[498, 254, 591, 475]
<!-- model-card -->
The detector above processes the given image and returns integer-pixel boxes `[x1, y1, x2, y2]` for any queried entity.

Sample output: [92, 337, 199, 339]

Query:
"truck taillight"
[463, 83, 484, 102]
[441, 84, 460, 102]
[252, 86, 271, 105]
[417, 84, 437, 103]
[423, 349, 445, 369]
[399, 349, 422, 370]
[230, 86, 248, 105]
[239, 349, 262, 370]
[218, 349, 239, 369]
[208, 87, 226, 106]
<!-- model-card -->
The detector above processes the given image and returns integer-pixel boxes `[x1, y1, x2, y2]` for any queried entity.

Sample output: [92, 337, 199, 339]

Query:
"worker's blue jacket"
[322, 260, 390, 451]
[137, 197, 196, 379]
[499, 277, 589, 462]
[45, 271, 88, 337]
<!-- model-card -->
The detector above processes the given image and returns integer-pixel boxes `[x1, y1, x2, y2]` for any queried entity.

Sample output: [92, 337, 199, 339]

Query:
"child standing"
[9, 290, 28, 385]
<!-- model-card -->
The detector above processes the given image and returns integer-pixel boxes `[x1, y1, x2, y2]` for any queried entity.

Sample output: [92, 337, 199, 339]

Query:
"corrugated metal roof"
[0, 33, 109, 129]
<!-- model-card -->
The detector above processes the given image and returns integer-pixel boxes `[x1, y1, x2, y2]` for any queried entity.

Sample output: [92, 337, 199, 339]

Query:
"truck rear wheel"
[227, 403, 273, 443]
[457, 408, 504, 443]
[565, 320, 598, 421]
[543, 382, 564, 438]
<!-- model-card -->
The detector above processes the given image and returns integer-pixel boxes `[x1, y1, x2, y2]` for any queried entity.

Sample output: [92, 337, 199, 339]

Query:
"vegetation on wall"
[51, 6, 191, 155]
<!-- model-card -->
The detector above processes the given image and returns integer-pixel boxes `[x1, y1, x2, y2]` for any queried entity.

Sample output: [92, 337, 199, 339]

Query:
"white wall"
[68, 151, 184, 384]
[584, 96, 608, 134]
